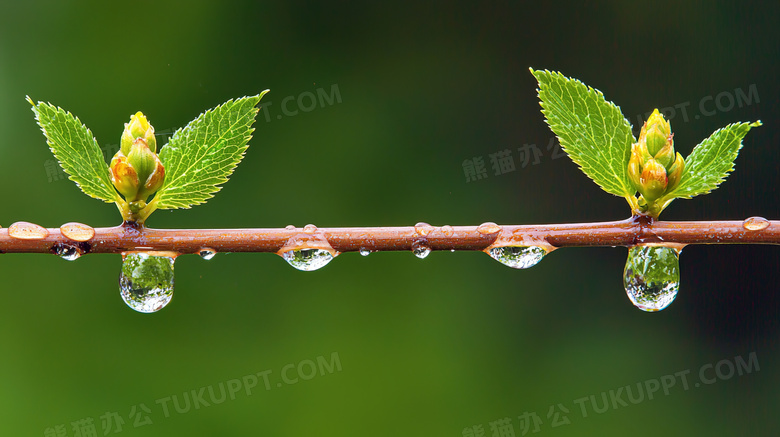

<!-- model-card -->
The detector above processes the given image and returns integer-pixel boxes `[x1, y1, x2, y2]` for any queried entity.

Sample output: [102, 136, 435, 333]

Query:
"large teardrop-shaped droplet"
[282, 249, 334, 271]
[120, 253, 175, 313]
[488, 246, 546, 269]
[623, 246, 680, 312]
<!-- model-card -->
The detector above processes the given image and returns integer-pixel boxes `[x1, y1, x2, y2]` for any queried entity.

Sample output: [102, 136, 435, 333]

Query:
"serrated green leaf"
[531, 69, 636, 197]
[154, 92, 266, 210]
[29, 97, 121, 203]
[664, 121, 761, 200]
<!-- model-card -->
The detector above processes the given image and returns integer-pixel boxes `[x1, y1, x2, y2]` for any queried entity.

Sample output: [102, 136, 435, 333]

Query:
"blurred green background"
[1, 1, 778, 436]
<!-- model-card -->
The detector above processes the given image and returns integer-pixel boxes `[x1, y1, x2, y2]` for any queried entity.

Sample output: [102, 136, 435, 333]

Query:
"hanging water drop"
[54, 244, 81, 261]
[623, 246, 680, 312]
[199, 248, 216, 260]
[359, 248, 371, 256]
[282, 249, 334, 271]
[742, 216, 770, 231]
[412, 241, 431, 259]
[477, 222, 502, 235]
[488, 246, 546, 269]
[119, 252, 175, 313]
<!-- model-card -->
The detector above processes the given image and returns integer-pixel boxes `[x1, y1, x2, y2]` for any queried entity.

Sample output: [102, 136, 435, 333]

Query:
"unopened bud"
[121, 111, 157, 154]
[110, 138, 165, 202]
[628, 109, 685, 213]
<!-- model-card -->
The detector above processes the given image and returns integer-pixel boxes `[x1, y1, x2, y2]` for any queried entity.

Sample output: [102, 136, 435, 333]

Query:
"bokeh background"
[1, 1, 778, 436]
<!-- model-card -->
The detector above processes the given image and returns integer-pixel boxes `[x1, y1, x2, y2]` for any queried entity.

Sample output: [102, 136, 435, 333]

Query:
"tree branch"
[0, 216, 777, 256]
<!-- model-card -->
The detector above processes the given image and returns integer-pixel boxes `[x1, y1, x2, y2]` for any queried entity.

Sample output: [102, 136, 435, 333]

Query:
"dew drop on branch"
[742, 216, 770, 231]
[488, 246, 546, 269]
[359, 248, 371, 256]
[119, 252, 175, 313]
[414, 222, 434, 237]
[623, 246, 680, 312]
[282, 249, 334, 271]
[441, 225, 454, 237]
[8, 222, 48, 240]
[477, 222, 502, 235]
[60, 222, 95, 242]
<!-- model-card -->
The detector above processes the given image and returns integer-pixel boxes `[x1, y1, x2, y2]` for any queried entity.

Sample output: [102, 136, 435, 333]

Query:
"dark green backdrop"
[1, 1, 777, 436]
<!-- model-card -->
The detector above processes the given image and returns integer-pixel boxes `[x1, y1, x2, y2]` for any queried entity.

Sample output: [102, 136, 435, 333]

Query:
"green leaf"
[664, 121, 761, 200]
[28, 97, 121, 203]
[154, 92, 267, 209]
[531, 69, 636, 197]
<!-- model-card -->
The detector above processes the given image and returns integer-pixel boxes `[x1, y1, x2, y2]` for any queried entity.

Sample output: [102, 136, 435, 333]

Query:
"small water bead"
[414, 222, 434, 237]
[285, 225, 296, 231]
[54, 244, 81, 261]
[8, 222, 49, 240]
[477, 222, 502, 235]
[623, 246, 680, 312]
[412, 241, 431, 259]
[488, 246, 546, 269]
[120, 253, 175, 313]
[441, 225, 454, 237]
[359, 248, 371, 256]
[60, 222, 95, 241]
[199, 248, 216, 260]
[743, 216, 770, 231]
[303, 224, 318, 234]
[282, 249, 334, 271]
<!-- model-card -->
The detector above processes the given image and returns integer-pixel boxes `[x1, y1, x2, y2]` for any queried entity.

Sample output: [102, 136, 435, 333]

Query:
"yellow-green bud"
[627, 109, 685, 211]
[666, 152, 685, 192]
[638, 158, 668, 203]
[110, 138, 165, 202]
[110, 152, 139, 200]
[121, 111, 157, 154]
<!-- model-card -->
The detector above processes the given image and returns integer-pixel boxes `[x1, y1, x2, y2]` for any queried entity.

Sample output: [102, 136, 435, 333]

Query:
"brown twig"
[0, 216, 777, 256]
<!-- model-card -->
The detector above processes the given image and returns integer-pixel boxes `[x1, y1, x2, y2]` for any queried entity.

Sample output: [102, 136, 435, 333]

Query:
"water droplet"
[199, 248, 216, 260]
[8, 222, 48, 240]
[285, 225, 296, 231]
[359, 248, 371, 256]
[477, 222, 502, 235]
[743, 216, 770, 231]
[450, 249, 455, 253]
[120, 253, 175, 313]
[412, 241, 431, 259]
[54, 244, 81, 261]
[303, 224, 317, 234]
[488, 246, 546, 269]
[414, 222, 434, 237]
[623, 246, 680, 312]
[60, 222, 95, 241]
[441, 225, 454, 237]
[282, 249, 334, 271]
